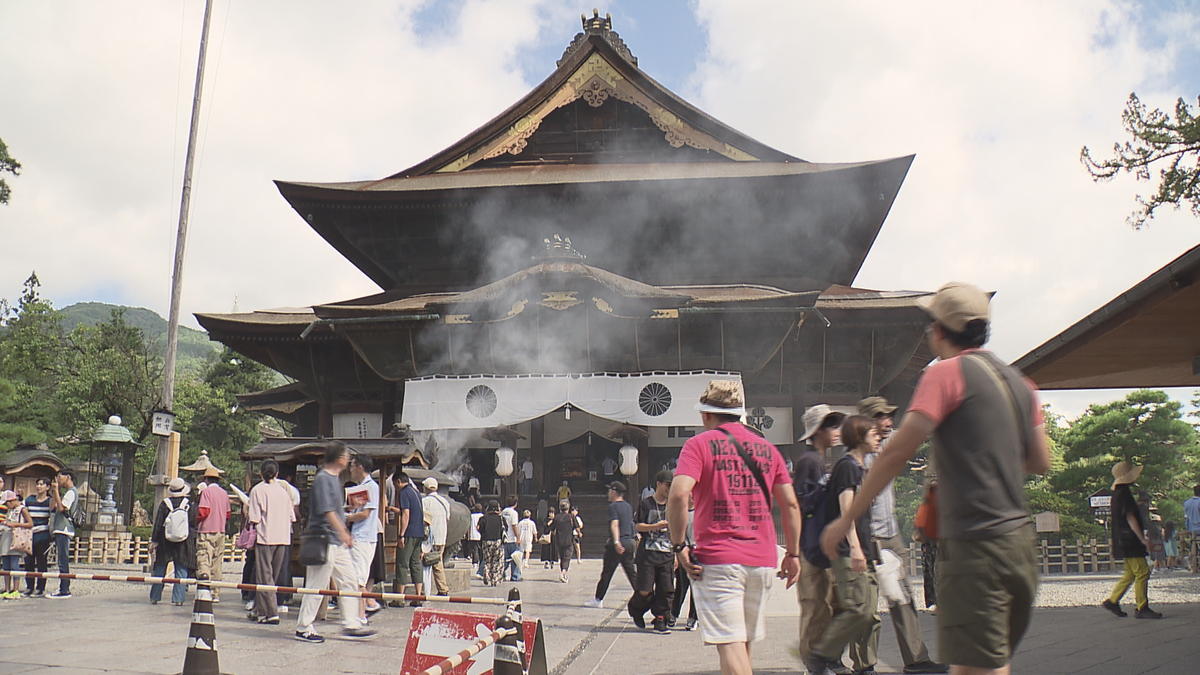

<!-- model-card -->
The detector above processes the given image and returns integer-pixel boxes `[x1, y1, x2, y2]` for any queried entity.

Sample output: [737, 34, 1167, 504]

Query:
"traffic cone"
[493, 588, 525, 675]
[180, 574, 222, 675]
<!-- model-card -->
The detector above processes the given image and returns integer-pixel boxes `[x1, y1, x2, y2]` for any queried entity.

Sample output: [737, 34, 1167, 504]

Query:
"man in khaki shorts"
[669, 380, 802, 675]
[821, 283, 1051, 675]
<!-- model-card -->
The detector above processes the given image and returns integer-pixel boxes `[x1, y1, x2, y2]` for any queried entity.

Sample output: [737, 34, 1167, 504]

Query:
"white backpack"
[164, 497, 190, 543]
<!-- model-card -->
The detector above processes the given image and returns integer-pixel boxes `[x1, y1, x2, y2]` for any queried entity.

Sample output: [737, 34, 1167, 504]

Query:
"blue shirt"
[399, 483, 425, 539]
[1184, 497, 1200, 534]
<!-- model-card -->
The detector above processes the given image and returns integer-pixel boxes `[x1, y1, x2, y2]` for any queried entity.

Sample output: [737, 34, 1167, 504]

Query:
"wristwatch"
[784, 552, 801, 559]
[672, 542, 689, 553]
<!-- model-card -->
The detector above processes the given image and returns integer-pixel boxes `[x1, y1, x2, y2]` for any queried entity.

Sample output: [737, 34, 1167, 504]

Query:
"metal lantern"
[495, 446, 515, 477]
[619, 444, 638, 476]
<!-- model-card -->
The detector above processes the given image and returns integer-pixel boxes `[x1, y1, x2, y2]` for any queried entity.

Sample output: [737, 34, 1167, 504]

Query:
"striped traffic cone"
[494, 588, 525, 675]
[180, 574, 223, 675]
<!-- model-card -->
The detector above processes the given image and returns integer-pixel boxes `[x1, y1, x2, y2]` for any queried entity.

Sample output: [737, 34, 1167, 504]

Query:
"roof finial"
[559, 9, 636, 67]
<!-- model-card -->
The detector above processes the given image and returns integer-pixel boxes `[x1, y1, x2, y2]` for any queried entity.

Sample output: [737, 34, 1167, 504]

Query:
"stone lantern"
[91, 415, 134, 530]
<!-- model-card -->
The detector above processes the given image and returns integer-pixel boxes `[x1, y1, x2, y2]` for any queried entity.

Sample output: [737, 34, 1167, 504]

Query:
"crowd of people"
[5, 281, 1194, 675]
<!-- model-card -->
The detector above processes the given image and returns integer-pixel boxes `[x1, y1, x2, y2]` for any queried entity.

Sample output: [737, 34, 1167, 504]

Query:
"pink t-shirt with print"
[676, 422, 791, 568]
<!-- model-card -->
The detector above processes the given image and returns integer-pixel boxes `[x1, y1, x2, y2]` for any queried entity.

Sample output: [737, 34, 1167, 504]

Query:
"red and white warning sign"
[400, 608, 544, 675]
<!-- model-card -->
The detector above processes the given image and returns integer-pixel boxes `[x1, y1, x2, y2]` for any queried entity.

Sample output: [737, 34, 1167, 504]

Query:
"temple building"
[196, 12, 934, 504]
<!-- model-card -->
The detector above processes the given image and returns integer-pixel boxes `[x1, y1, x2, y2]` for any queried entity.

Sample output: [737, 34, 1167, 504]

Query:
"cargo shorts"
[937, 522, 1038, 669]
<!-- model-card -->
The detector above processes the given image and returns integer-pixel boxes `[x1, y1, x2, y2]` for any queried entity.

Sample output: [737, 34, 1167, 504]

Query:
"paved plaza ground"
[2, 560, 1199, 674]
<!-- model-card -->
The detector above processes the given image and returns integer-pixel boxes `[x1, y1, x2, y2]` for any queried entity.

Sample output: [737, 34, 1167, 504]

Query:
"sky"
[1, 0, 1198, 420]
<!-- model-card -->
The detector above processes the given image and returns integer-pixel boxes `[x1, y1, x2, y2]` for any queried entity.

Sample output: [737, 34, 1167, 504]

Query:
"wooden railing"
[47, 535, 247, 566]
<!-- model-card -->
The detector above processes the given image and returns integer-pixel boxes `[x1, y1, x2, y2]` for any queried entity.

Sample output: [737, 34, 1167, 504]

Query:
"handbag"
[537, 533, 551, 545]
[235, 521, 257, 550]
[421, 550, 442, 566]
[298, 531, 328, 567]
[914, 483, 939, 541]
[11, 524, 33, 556]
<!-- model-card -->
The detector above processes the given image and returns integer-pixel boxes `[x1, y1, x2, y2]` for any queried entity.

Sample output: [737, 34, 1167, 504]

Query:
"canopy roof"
[273, 15, 912, 295]
[1014, 243, 1200, 389]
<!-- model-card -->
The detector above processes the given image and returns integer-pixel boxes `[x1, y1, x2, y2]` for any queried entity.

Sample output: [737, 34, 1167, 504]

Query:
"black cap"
[606, 481, 627, 494]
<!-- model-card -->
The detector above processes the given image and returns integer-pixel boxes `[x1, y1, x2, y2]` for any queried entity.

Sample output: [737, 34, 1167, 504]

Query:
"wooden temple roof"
[272, 15, 913, 294]
[1014, 243, 1200, 389]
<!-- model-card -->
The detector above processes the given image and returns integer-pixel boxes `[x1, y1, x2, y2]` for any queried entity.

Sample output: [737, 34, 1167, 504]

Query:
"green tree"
[0, 274, 65, 445]
[1081, 93, 1200, 229]
[173, 347, 278, 478]
[54, 309, 164, 456]
[0, 137, 20, 205]
[1052, 390, 1200, 528]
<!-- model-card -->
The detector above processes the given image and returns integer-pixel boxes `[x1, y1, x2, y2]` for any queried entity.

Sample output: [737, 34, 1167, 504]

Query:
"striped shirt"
[25, 495, 52, 536]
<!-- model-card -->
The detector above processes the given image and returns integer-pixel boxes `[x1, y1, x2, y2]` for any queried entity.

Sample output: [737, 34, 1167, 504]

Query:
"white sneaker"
[583, 598, 603, 609]
[279, 605, 289, 614]
[245, 600, 256, 611]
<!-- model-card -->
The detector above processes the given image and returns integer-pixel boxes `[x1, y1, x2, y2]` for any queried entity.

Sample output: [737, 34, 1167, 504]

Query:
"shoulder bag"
[718, 426, 772, 507]
[10, 506, 33, 555]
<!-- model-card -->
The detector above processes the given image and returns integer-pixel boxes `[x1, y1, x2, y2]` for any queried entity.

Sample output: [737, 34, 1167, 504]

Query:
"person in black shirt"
[584, 481, 637, 609]
[552, 501, 576, 581]
[628, 470, 675, 633]
[1103, 462, 1162, 619]
[478, 500, 505, 587]
[794, 404, 845, 665]
[809, 415, 882, 675]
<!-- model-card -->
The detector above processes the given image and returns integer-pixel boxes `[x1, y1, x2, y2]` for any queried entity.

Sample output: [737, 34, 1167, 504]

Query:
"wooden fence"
[47, 535, 247, 567]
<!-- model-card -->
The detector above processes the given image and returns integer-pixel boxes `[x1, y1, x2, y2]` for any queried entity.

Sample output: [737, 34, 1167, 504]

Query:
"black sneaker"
[630, 611, 646, 630]
[409, 600, 424, 608]
[342, 626, 377, 640]
[903, 662, 949, 674]
[1135, 605, 1163, 619]
[294, 631, 325, 643]
[46, 592, 71, 599]
[257, 616, 281, 625]
[852, 669, 879, 675]
[831, 663, 853, 675]
[652, 616, 670, 634]
[1101, 599, 1127, 617]
[685, 617, 697, 631]
[804, 654, 839, 675]
[665, 614, 677, 628]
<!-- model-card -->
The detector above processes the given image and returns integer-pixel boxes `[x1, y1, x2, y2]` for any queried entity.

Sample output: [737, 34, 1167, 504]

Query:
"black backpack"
[799, 475, 832, 569]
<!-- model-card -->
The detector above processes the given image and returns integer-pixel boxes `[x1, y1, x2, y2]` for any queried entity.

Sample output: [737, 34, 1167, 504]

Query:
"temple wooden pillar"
[531, 417, 545, 495]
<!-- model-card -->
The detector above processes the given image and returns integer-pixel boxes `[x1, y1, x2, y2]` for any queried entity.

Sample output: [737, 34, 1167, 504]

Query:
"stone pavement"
[2, 560, 1199, 674]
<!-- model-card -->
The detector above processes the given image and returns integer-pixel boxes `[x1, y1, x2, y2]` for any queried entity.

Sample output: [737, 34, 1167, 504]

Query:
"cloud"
[683, 0, 1200, 414]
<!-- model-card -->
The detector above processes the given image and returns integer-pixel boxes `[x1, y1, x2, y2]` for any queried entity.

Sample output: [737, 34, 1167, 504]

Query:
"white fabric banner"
[402, 371, 741, 431]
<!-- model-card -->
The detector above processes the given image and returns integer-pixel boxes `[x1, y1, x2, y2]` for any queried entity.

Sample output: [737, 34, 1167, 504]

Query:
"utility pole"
[152, 0, 215, 505]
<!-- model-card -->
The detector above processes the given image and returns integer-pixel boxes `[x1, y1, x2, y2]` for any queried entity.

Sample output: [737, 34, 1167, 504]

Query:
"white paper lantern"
[619, 444, 638, 476]
[495, 446, 515, 477]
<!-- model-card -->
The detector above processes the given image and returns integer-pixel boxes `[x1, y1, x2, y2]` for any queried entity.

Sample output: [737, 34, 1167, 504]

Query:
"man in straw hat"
[793, 403, 847, 671]
[1102, 461, 1162, 619]
[668, 379, 802, 675]
[820, 282, 1051, 675]
[195, 465, 230, 602]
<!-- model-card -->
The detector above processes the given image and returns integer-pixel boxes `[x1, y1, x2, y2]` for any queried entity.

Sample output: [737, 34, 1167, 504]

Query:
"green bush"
[129, 525, 152, 540]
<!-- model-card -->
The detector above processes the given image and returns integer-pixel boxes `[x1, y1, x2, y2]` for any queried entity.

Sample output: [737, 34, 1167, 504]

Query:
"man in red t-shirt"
[195, 466, 231, 601]
[668, 380, 801, 675]
[821, 282, 1051, 675]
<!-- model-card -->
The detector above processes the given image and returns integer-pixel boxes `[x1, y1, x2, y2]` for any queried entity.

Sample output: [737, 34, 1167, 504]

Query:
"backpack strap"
[719, 426, 772, 508]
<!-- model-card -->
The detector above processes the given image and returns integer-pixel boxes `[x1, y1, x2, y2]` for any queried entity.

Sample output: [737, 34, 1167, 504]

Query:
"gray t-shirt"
[309, 470, 345, 544]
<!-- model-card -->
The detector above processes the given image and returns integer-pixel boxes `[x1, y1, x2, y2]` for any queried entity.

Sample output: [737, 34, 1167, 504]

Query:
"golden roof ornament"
[558, 9, 637, 67]
[537, 234, 586, 261]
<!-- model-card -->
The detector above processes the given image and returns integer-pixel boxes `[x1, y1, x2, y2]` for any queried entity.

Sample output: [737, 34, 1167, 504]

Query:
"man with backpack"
[794, 404, 845, 668]
[822, 282, 1051, 675]
[668, 379, 802, 675]
[47, 469, 80, 599]
[150, 477, 197, 606]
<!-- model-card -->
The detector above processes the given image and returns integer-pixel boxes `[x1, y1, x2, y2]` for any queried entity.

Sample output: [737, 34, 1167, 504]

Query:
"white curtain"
[402, 371, 741, 431]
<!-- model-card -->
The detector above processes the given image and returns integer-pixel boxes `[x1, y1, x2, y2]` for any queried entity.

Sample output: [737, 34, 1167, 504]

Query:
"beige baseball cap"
[919, 282, 990, 332]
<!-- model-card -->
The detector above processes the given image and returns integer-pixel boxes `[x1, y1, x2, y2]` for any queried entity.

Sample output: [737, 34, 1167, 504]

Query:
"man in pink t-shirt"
[669, 380, 801, 675]
[821, 282, 1052, 675]
[195, 467, 231, 601]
